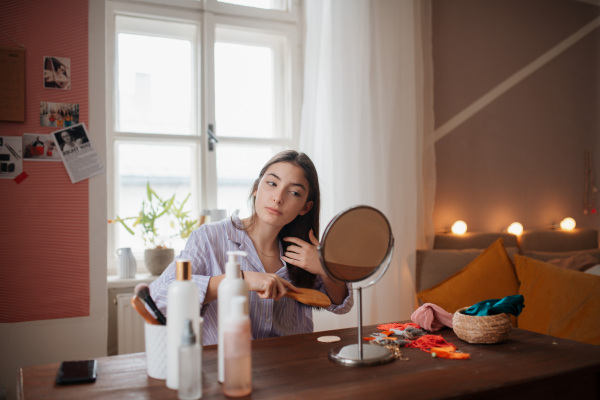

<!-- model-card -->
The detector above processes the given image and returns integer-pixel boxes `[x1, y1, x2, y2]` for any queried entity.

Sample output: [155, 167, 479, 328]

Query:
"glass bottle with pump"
[218, 251, 248, 383]
[223, 296, 252, 397]
[178, 319, 201, 400]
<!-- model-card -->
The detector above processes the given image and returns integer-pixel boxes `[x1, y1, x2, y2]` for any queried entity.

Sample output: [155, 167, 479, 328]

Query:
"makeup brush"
[134, 283, 167, 325]
[130, 296, 160, 325]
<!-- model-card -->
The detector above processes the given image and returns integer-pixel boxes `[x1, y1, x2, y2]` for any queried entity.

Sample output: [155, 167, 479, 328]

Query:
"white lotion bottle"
[223, 296, 252, 397]
[218, 251, 249, 383]
[178, 319, 202, 400]
[167, 259, 200, 390]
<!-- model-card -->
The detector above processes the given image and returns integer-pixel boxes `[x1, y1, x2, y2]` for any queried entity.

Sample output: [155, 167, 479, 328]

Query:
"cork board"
[0, 46, 25, 122]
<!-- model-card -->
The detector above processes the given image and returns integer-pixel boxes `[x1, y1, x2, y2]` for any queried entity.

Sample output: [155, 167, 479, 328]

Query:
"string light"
[507, 222, 523, 236]
[444, 219, 579, 235]
[451, 220, 467, 235]
[559, 217, 576, 231]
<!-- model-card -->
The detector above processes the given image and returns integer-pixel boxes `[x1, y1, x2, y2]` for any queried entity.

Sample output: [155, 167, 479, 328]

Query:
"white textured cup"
[145, 323, 167, 379]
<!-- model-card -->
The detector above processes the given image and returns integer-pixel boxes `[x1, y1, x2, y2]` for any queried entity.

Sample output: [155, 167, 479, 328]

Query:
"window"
[218, 0, 288, 10]
[107, 0, 302, 274]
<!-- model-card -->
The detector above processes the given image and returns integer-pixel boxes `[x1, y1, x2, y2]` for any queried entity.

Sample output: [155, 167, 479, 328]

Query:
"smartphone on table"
[55, 360, 98, 385]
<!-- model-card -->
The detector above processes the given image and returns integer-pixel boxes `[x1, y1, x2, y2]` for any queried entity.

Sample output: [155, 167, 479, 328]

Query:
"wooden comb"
[285, 288, 331, 308]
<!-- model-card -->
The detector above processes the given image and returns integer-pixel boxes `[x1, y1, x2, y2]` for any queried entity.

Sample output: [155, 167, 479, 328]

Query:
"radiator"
[116, 293, 146, 355]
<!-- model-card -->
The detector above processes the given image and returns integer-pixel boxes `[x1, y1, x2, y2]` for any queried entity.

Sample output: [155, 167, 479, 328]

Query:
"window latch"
[207, 124, 219, 152]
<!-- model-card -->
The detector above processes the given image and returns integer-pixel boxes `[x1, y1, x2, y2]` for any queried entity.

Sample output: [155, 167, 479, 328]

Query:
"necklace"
[255, 246, 279, 258]
[245, 223, 280, 258]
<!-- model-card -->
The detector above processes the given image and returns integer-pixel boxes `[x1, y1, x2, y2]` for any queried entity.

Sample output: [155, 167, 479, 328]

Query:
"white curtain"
[300, 0, 435, 331]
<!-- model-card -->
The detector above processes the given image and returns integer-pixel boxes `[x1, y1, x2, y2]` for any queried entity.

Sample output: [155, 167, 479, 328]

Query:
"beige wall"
[432, 0, 600, 234]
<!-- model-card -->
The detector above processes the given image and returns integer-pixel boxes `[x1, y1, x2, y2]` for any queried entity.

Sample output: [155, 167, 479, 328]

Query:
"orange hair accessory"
[377, 322, 421, 331]
[406, 335, 470, 360]
[431, 346, 470, 360]
[406, 334, 451, 351]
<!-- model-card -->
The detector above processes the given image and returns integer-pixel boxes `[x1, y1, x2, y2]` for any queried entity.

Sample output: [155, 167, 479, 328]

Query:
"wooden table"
[18, 324, 600, 399]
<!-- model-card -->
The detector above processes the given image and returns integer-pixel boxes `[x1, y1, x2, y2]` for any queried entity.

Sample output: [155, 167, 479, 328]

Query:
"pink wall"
[432, 0, 600, 234]
[0, 0, 90, 322]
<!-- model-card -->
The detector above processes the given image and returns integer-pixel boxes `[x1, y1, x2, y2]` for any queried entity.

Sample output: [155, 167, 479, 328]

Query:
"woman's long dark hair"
[242, 150, 320, 289]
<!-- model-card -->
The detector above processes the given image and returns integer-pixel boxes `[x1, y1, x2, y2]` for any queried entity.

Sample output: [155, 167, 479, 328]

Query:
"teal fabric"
[464, 295, 525, 316]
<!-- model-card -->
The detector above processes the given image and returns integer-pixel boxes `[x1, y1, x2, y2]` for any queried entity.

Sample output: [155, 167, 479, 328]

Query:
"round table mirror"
[319, 205, 395, 366]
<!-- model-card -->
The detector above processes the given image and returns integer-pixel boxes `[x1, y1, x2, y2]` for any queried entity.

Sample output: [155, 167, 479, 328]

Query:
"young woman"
[60, 130, 77, 151]
[149, 150, 353, 345]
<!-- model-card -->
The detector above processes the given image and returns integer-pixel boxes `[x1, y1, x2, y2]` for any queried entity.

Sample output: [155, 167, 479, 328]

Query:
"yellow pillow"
[514, 254, 600, 345]
[417, 238, 519, 313]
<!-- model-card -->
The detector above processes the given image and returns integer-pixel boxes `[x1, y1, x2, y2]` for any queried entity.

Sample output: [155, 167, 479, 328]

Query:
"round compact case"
[452, 307, 512, 344]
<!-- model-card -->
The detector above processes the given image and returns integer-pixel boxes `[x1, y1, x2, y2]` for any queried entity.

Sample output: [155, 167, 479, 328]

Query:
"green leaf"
[109, 181, 200, 249]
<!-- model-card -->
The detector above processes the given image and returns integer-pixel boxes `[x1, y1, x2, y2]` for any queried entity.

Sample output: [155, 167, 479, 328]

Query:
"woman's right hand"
[243, 270, 299, 301]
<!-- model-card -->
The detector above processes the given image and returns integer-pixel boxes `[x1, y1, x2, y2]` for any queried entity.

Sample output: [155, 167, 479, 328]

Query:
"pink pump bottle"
[222, 296, 251, 397]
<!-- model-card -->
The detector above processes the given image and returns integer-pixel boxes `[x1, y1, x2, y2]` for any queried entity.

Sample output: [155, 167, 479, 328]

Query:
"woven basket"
[452, 307, 512, 344]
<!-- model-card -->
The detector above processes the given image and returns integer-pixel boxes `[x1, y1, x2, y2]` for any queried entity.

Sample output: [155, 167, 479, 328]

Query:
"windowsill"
[107, 273, 157, 289]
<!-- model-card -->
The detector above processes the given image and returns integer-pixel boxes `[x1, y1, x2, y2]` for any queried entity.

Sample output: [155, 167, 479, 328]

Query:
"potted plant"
[109, 182, 200, 275]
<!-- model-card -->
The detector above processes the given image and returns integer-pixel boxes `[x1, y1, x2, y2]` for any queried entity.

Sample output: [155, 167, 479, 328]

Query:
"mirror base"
[328, 344, 395, 367]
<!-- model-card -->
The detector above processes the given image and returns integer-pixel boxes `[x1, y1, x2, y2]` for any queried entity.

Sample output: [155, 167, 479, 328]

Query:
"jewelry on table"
[373, 339, 409, 361]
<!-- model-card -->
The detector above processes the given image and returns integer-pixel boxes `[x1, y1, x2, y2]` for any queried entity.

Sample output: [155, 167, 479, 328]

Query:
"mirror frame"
[319, 205, 394, 288]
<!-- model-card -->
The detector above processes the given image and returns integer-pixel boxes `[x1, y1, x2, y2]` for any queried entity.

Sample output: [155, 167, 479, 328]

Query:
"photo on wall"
[22, 134, 61, 162]
[0, 136, 23, 179]
[40, 101, 79, 127]
[43, 56, 71, 90]
[51, 123, 104, 184]
[53, 124, 90, 153]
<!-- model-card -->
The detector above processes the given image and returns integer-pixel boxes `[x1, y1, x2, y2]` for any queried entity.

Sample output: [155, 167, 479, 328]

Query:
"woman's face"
[61, 132, 72, 143]
[253, 162, 313, 229]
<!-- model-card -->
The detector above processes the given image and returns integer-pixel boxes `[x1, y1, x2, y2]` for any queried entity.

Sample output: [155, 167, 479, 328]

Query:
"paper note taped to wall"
[52, 123, 104, 184]
[0, 136, 24, 180]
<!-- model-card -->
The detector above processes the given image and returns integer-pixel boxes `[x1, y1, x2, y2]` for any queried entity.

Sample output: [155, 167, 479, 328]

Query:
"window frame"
[106, 0, 303, 275]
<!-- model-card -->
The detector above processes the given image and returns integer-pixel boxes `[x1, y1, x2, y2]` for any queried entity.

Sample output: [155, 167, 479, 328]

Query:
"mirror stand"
[319, 205, 396, 367]
[328, 287, 395, 366]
